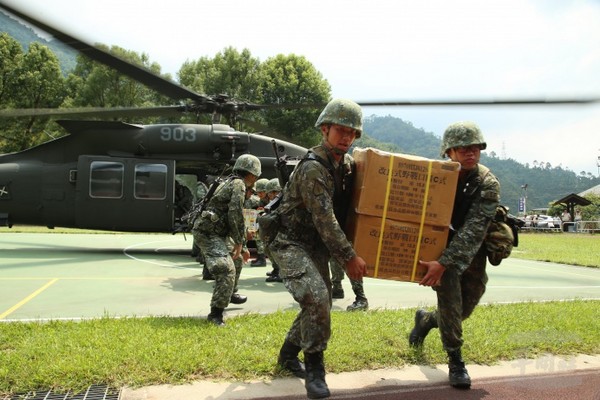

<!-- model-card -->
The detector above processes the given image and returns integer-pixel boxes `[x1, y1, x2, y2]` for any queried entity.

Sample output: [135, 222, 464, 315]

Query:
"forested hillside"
[360, 115, 600, 212]
[0, 11, 76, 73]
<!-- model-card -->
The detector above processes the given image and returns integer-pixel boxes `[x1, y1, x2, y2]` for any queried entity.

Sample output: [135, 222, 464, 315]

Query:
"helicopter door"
[75, 156, 175, 232]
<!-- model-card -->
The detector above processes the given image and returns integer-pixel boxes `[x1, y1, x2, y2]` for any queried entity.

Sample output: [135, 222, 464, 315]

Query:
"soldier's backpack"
[479, 165, 524, 266]
[181, 178, 221, 227]
[257, 193, 283, 247]
[256, 148, 339, 247]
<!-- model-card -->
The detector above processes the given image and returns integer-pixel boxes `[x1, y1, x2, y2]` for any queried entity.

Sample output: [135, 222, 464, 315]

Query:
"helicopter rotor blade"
[355, 98, 600, 106]
[0, 105, 187, 119]
[0, 2, 205, 103]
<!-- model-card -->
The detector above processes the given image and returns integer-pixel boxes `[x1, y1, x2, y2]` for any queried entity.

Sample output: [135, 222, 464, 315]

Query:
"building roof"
[553, 193, 592, 207]
[579, 184, 600, 197]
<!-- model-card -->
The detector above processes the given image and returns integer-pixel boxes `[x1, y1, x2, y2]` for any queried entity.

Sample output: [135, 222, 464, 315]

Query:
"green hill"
[360, 115, 600, 213]
[0, 10, 77, 74]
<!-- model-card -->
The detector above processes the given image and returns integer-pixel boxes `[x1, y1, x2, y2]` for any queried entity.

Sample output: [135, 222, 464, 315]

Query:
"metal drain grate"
[7, 384, 120, 400]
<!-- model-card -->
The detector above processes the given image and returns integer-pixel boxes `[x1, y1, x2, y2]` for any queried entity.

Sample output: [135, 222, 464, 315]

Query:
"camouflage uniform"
[255, 195, 269, 255]
[193, 175, 247, 310]
[417, 164, 499, 351]
[250, 178, 270, 266]
[264, 178, 284, 281]
[269, 144, 357, 352]
[192, 154, 261, 327]
[410, 121, 499, 389]
[330, 258, 368, 310]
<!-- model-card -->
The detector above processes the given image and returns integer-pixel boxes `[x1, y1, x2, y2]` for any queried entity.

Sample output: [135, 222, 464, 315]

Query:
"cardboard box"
[347, 213, 449, 282]
[352, 147, 460, 227]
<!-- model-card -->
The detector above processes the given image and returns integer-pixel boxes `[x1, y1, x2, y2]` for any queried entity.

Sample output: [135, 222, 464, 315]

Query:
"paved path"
[1, 232, 599, 321]
[122, 355, 600, 400]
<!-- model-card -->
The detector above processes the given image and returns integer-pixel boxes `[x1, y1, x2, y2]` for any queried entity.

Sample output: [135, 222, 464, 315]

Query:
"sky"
[3, 0, 600, 175]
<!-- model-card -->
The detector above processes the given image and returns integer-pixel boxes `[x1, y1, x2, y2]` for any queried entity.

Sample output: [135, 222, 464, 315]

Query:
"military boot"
[331, 281, 344, 299]
[230, 293, 247, 304]
[277, 339, 306, 378]
[347, 283, 368, 311]
[250, 254, 266, 267]
[304, 351, 330, 399]
[409, 309, 436, 347]
[347, 298, 368, 311]
[447, 349, 471, 389]
[266, 265, 283, 282]
[207, 307, 225, 326]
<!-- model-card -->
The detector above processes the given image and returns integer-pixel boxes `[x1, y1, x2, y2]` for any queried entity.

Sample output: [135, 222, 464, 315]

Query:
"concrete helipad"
[1, 232, 599, 321]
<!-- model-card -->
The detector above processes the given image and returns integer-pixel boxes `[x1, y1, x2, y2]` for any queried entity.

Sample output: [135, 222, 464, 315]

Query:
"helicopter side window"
[134, 163, 167, 200]
[90, 161, 124, 198]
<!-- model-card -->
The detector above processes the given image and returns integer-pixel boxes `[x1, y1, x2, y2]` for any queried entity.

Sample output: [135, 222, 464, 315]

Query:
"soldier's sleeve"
[227, 179, 247, 245]
[438, 171, 500, 274]
[299, 161, 356, 262]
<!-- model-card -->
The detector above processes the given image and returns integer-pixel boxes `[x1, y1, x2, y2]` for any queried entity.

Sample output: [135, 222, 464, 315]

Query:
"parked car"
[534, 215, 562, 229]
[521, 215, 562, 229]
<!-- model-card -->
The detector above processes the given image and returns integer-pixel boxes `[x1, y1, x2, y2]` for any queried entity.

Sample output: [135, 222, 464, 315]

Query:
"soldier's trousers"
[196, 233, 240, 309]
[329, 258, 367, 299]
[427, 254, 488, 352]
[271, 242, 332, 353]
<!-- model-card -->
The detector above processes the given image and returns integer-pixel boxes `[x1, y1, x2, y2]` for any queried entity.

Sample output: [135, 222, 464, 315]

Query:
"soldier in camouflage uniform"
[250, 178, 270, 267]
[264, 178, 284, 282]
[330, 259, 369, 311]
[269, 99, 367, 399]
[193, 154, 262, 326]
[409, 121, 500, 389]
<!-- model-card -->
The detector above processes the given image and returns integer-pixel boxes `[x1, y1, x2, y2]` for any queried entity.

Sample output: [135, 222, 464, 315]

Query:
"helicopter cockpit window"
[90, 161, 124, 198]
[134, 163, 167, 200]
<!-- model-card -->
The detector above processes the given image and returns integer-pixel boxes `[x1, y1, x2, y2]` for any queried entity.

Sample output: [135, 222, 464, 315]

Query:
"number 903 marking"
[160, 127, 197, 142]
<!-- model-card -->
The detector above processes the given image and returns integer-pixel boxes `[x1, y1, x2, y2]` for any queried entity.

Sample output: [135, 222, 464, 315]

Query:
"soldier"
[409, 121, 500, 389]
[193, 154, 262, 326]
[250, 178, 270, 267]
[264, 178, 283, 283]
[269, 99, 367, 399]
[330, 259, 369, 311]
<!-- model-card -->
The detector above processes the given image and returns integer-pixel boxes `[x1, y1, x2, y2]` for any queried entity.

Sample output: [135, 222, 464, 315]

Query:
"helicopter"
[1, 2, 598, 234]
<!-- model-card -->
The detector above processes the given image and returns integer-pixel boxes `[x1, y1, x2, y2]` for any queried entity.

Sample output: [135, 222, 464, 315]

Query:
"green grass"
[514, 232, 600, 267]
[1, 301, 598, 395]
[0, 229, 599, 396]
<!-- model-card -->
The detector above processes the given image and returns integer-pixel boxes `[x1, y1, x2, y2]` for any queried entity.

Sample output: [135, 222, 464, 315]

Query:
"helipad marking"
[0, 278, 59, 319]
[123, 238, 190, 267]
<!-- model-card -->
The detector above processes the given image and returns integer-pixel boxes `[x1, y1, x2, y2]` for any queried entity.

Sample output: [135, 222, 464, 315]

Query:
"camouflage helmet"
[233, 154, 261, 177]
[265, 178, 281, 192]
[315, 98, 363, 138]
[440, 121, 487, 158]
[254, 178, 269, 192]
[485, 206, 515, 266]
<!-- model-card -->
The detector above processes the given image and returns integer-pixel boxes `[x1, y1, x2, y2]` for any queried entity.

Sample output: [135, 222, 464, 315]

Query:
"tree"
[179, 47, 262, 101]
[259, 54, 331, 147]
[65, 44, 168, 113]
[178, 47, 263, 125]
[0, 41, 66, 153]
[0, 33, 23, 105]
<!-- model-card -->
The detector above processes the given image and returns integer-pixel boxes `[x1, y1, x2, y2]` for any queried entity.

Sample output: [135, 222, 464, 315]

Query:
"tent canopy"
[553, 193, 592, 220]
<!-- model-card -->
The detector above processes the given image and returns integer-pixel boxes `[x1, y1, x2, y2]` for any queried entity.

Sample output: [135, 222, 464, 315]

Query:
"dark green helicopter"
[0, 2, 596, 233]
